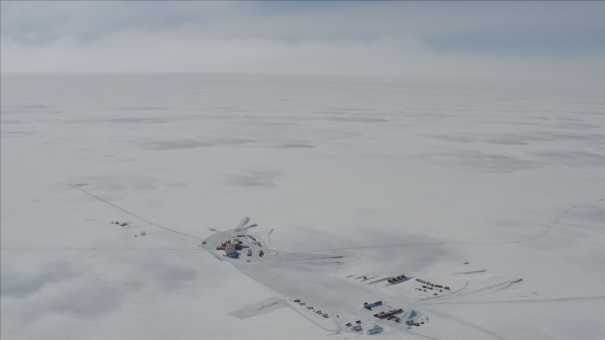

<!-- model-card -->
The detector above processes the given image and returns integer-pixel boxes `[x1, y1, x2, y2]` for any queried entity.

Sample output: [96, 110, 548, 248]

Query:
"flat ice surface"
[1, 74, 604, 339]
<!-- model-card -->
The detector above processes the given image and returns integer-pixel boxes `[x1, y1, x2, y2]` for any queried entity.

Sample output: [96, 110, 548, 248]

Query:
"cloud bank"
[1, 1, 604, 78]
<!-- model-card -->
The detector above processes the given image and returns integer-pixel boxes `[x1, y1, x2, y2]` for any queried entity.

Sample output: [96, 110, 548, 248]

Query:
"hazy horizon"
[2, 1, 605, 79]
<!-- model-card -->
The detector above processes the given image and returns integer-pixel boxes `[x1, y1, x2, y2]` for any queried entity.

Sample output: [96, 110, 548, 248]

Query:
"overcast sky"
[1, 1, 604, 77]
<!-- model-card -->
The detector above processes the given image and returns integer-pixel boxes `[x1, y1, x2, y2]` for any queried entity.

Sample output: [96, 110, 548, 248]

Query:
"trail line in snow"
[424, 295, 605, 306]
[427, 308, 507, 340]
[307, 202, 587, 252]
[71, 184, 203, 241]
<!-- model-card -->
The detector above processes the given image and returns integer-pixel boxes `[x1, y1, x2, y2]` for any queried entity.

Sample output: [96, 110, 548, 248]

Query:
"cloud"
[417, 150, 542, 173]
[1, 1, 604, 77]
[141, 137, 254, 151]
[0, 254, 201, 332]
[228, 170, 281, 188]
[1, 260, 133, 327]
[1, 261, 77, 298]
[2, 2, 604, 48]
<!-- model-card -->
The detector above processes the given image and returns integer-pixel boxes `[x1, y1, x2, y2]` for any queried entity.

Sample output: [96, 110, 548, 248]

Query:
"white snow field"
[1, 74, 604, 340]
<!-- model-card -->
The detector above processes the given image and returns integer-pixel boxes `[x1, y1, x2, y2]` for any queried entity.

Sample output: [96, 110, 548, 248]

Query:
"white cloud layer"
[1, 1, 604, 78]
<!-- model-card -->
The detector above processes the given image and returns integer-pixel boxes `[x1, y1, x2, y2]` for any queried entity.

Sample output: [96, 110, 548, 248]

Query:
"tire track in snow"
[308, 202, 591, 253]
[426, 308, 507, 340]
[72, 184, 203, 241]
[424, 295, 605, 306]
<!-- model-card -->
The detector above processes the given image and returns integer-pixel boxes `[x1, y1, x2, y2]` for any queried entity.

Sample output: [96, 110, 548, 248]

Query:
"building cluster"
[373, 308, 404, 323]
[387, 274, 411, 285]
[363, 300, 383, 310]
[415, 278, 450, 296]
[365, 300, 426, 330]
[292, 299, 329, 318]
[216, 238, 264, 259]
[344, 320, 383, 335]
[404, 310, 425, 327]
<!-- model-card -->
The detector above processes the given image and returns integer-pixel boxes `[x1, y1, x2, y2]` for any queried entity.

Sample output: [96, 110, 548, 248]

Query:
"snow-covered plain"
[1, 74, 604, 339]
